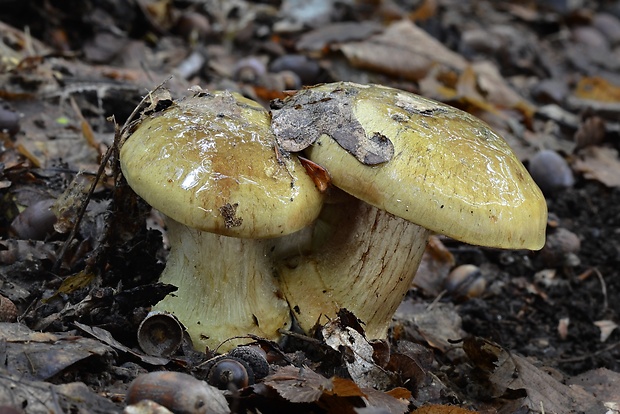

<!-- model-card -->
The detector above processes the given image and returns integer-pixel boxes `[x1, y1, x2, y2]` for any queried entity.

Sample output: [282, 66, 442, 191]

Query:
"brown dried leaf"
[397, 302, 464, 353]
[263, 365, 333, 403]
[573, 146, 620, 187]
[0, 370, 119, 413]
[337, 20, 467, 82]
[0, 239, 63, 265]
[567, 368, 620, 409]
[330, 376, 366, 398]
[361, 386, 410, 414]
[0, 322, 112, 381]
[463, 337, 605, 413]
[297, 21, 383, 52]
[75, 322, 170, 366]
[412, 404, 478, 414]
[385, 353, 426, 391]
[472, 61, 536, 116]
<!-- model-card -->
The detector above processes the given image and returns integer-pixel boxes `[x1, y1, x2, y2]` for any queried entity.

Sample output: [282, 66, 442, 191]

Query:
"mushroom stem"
[274, 194, 430, 339]
[155, 219, 291, 352]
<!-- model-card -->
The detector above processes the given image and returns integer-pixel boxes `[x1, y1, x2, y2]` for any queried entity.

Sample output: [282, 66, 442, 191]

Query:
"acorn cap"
[121, 91, 323, 238]
[297, 83, 546, 249]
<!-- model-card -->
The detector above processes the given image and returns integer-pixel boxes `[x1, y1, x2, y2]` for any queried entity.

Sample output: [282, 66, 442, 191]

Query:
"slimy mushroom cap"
[121, 91, 323, 239]
[292, 82, 547, 249]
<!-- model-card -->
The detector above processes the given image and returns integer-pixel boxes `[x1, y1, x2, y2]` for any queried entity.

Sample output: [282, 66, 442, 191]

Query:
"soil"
[1, 0, 619, 413]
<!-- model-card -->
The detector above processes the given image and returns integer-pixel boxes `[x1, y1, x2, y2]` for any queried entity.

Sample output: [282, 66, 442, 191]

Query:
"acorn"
[206, 357, 253, 390]
[228, 345, 270, 380]
[444, 264, 486, 299]
[137, 311, 184, 357]
[528, 150, 574, 195]
[538, 227, 581, 268]
[125, 371, 228, 414]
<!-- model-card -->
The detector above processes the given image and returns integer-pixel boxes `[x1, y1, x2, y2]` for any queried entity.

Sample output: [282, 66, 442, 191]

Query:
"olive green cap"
[121, 91, 323, 238]
[292, 82, 546, 249]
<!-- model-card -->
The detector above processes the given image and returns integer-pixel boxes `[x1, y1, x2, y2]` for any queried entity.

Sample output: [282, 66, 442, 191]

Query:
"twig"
[51, 144, 113, 274]
[556, 341, 620, 363]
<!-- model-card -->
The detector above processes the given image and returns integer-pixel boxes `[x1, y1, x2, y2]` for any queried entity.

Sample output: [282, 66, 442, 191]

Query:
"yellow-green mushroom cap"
[121, 91, 323, 238]
[301, 83, 547, 250]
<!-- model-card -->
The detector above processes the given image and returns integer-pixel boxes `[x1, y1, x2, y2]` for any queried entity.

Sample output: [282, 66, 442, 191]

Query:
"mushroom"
[270, 82, 547, 339]
[120, 90, 323, 351]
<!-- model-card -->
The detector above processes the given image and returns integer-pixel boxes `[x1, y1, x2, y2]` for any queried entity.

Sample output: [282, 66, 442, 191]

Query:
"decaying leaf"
[75, 321, 170, 366]
[322, 317, 394, 390]
[262, 365, 410, 414]
[412, 404, 479, 414]
[271, 84, 395, 165]
[573, 146, 620, 187]
[463, 337, 605, 413]
[297, 21, 384, 52]
[337, 20, 467, 82]
[0, 239, 63, 265]
[263, 365, 334, 403]
[574, 77, 620, 103]
[394, 301, 465, 354]
[0, 322, 112, 381]
[567, 368, 620, 410]
[0, 370, 119, 413]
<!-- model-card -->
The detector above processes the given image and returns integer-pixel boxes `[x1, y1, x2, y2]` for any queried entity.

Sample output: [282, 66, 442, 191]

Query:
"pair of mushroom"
[120, 82, 547, 352]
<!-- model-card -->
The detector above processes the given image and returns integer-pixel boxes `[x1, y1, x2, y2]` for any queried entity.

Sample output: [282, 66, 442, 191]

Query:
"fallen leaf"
[0, 322, 112, 381]
[75, 322, 169, 366]
[413, 235, 455, 296]
[297, 21, 383, 53]
[463, 337, 605, 413]
[263, 365, 333, 403]
[0, 370, 119, 413]
[337, 20, 467, 82]
[573, 146, 620, 187]
[567, 368, 620, 409]
[361, 386, 410, 414]
[574, 77, 620, 102]
[322, 318, 394, 390]
[413, 404, 479, 413]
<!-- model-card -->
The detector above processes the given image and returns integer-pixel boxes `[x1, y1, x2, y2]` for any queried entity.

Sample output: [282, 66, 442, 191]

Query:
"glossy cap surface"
[121, 91, 323, 238]
[288, 82, 547, 249]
